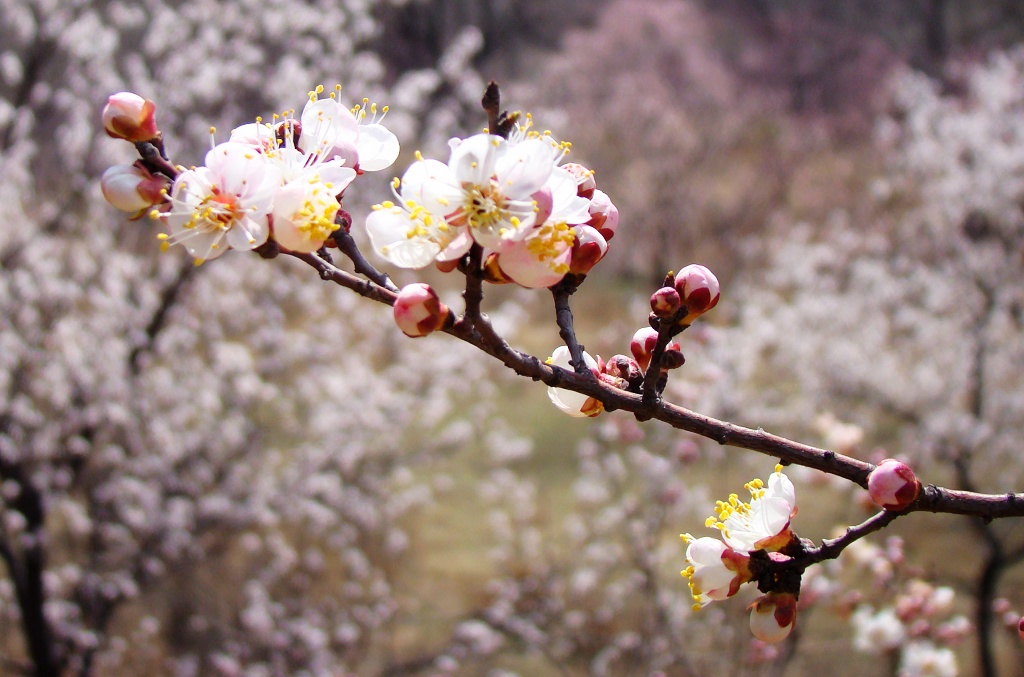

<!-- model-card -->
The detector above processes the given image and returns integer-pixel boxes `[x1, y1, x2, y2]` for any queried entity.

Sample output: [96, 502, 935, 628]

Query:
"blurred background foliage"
[3, 0, 1024, 675]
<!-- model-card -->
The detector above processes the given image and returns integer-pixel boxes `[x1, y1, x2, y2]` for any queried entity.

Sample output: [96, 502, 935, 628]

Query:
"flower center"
[464, 183, 507, 231]
[191, 186, 244, 230]
[527, 222, 574, 272]
[295, 183, 340, 241]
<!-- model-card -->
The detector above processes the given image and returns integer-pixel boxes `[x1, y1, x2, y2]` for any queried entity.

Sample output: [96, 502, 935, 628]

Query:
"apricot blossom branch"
[99, 80, 1024, 652]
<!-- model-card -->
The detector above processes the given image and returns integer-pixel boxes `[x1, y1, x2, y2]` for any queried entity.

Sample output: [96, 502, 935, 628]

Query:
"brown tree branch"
[287, 249, 1024, 521]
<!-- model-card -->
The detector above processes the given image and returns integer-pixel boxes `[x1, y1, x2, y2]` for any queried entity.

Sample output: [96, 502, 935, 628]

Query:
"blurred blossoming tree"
[5, 1, 1024, 677]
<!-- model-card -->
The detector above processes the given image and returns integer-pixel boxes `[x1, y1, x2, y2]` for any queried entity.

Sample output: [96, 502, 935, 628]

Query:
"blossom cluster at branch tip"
[867, 458, 920, 511]
[393, 283, 449, 337]
[103, 92, 158, 142]
[366, 114, 617, 288]
[681, 466, 799, 642]
[102, 86, 399, 264]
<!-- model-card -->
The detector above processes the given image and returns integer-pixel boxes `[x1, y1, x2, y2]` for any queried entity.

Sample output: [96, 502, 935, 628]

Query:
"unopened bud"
[749, 593, 797, 644]
[661, 349, 685, 370]
[587, 189, 618, 242]
[867, 459, 920, 510]
[674, 264, 720, 324]
[631, 327, 659, 372]
[562, 162, 597, 199]
[630, 327, 681, 372]
[569, 225, 608, 275]
[603, 354, 643, 390]
[100, 163, 169, 219]
[102, 92, 158, 142]
[1018, 616, 1024, 642]
[393, 283, 449, 338]
[651, 286, 681, 317]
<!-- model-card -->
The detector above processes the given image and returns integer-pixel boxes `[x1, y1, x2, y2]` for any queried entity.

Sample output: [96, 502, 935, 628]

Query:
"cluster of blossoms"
[681, 465, 801, 643]
[366, 114, 618, 288]
[101, 87, 399, 264]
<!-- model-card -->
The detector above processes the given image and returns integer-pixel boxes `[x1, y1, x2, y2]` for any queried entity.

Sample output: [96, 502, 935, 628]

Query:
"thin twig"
[284, 251, 397, 306]
[461, 244, 486, 326]
[331, 227, 398, 292]
[130, 261, 196, 375]
[807, 510, 903, 564]
[551, 277, 588, 373]
[134, 139, 179, 180]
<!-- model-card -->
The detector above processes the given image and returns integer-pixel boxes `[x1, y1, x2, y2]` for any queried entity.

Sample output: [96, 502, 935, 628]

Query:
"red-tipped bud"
[749, 593, 797, 644]
[630, 327, 682, 372]
[393, 283, 449, 338]
[102, 92, 158, 142]
[651, 286, 681, 317]
[674, 264, 720, 323]
[1017, 616, 1023, 641]
[867, 459, 920, 510]
[587, 189, 618, 242]
[630, 327, 659, 372]
[568, 225, 608, 275]
[562, 162, 597, 199]
[100, 163, 170, 219]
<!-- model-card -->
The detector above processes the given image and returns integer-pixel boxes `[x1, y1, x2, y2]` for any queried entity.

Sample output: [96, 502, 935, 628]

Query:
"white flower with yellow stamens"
[706, 465, 797, 553]
[159, 142, 281, 264]
[366, 132, 556, 268]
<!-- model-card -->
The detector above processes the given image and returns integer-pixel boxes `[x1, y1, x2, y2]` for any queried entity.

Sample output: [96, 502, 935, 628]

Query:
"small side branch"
[807, 510, 903, 564]
[551, 277, 588, 373]
[134, 139, 179, 180]
[331, 226, 398, 292]
[285, 251, 397, 306]
[130, 261, 196, 374]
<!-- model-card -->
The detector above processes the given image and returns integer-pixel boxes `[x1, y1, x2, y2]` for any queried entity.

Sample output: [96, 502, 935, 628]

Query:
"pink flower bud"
[651, 286, 681, 317]
[1018, 616, 1024, 642]
[393, 283, 449, 338]
[587, 190, 618, 242]
[749, 593, 797, 644]
[100, 163, 169, 219]
[568, 225, 608, 275]
[867, 459, 920, 511]
[674, 264, 720, 324]
[102, 92, 158, 142]
[630, 327, 659, 372]
[562, 162, 597, 199]
[630, 327, 681, 372]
